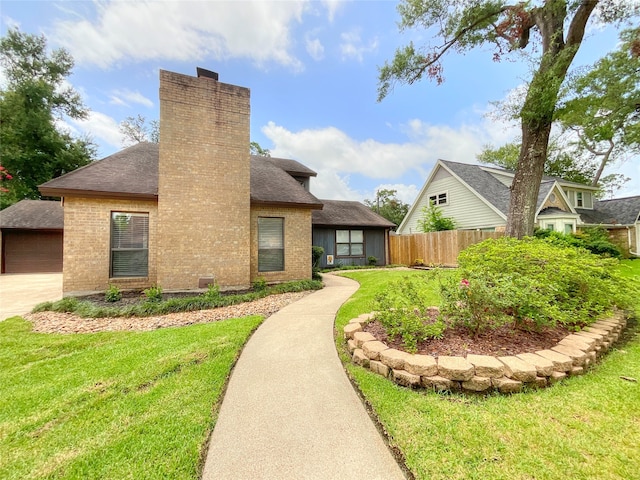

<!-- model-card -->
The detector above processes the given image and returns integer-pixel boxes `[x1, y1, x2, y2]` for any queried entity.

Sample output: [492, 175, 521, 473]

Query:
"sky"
[1, 0, 638, 206]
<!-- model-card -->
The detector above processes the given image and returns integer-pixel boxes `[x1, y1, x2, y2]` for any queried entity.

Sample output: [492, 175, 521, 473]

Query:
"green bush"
[534, 226, 622, 258]
[143, 285, 163, 303]
[373, 276, 445, 353]
[105, 284, 122, 302]
[312, 246, 324, 280]
[417, 203, 456, 232]
[367, 256, 378, 266]
[204, 282, 221, 300]
[252, 277, 267, 292]
[440, 236, 635, 334]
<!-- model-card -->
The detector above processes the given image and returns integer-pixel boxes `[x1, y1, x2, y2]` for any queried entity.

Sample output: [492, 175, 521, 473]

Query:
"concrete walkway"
[202, 273, 406, 480]
[0, 273, 62, 320]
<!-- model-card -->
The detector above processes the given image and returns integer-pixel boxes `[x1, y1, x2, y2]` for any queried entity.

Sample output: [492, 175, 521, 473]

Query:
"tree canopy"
[0, 28, 95, 208]
[379, 0, 636, 238]
[120, 114, 159, 146]
[364, 189, 409, 229]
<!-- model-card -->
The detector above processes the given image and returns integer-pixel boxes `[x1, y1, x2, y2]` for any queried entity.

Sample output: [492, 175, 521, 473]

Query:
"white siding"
[399, 169, 505, 233]
[487, 170, 513, 187]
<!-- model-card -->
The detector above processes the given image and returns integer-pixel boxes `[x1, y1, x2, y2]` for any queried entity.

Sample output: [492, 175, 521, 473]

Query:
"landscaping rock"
[393, 369, 421, 388]
[466, 354, 505, 378]
[348, 317, 368, 326]
[535, 349, 573, 372]
[380, 349, 411, 370]
[551, 344, 587, 366]
[574, 330, 604, 346]
[549, 371, 567, 384]
[362, 341, 389, 360]
[352, 349, 370, 368]
[404, 354, 438, 377]
[369, 360, 390, 377]
[492, 377, 522, 394]
[564, 334, 596, 350]
[353, 331, 376, 348]
[421, 375, 459, 392]
[558, 337, 592, 353]
[357, 312, 375, 322]
[532, 376, 548, 388]
[570, 366, 584, 376]
[497, 356, 537, 382]
[516, 353, 555, 377]
[437, 356, 475, 381]
[347, 339, 357, 354]
[343, 323, 362, 339]
[462, 375, 492, 392]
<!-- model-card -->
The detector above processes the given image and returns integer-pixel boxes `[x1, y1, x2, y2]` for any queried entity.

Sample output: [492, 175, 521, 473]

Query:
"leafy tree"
[555, 27, 640, 188]
[364, 188, 409, 229]
[417, 202, 456, 232]
[0, 28, 94, 209]
[250, 141, 271, 157]
[378, 0, 635, 238]
[120, 114, 159, 146]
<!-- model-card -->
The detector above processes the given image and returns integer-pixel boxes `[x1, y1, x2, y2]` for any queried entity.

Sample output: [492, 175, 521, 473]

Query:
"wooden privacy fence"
[389, 230, 504, 267]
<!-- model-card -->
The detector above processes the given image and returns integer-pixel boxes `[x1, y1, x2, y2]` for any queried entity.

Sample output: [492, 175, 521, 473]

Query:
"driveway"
[0, 273, 62, 320]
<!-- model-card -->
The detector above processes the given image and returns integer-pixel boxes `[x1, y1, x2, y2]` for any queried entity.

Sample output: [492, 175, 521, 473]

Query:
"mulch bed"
[363, 319, 574, 358]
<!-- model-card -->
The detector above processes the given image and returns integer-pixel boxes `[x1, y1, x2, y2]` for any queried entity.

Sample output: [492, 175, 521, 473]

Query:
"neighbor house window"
[577, 192, 584, 207]
[564, 223, 574, 234]
[545, 223, 555, 231]
[336, 230, 364, 257]
[111, 212, 149, 277]
[258, 217, 284, 272]
[428, 192, 448, 205]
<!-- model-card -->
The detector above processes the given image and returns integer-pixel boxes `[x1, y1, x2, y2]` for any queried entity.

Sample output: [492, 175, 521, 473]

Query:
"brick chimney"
[157, 69, 251, 289]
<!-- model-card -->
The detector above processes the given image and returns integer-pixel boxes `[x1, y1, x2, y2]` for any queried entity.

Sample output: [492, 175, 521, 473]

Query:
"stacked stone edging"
[343, 311, 628, 394]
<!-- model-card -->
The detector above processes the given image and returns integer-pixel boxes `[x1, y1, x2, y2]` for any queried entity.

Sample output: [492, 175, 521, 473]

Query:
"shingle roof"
[250, 158, 323, 208]
[312, 200, 395, 228]
[39, 142, 159, 199]
[39, 143, 323, 209]
[0, 200, 63, 229]
[577, 196, 640, 225]
[262, 156, 317, 177]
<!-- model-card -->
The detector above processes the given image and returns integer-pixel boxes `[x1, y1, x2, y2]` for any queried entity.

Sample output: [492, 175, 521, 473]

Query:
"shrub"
[105, 284, 122, 302]
[373, 276, 445, 353]
[367, 256, 378, 266]
[204, 283, 221, 300]
[143, 285, 163, 303]
[417, 203, 456, 232]
[312, 246, 324, 280]
[252, 277, 267, 292]
[440, 236, 635, 334]
[534, 226, 622, 258]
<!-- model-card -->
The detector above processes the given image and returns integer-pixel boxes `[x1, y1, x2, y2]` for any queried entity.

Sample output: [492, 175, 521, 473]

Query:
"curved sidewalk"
[202, 274, 406, 480]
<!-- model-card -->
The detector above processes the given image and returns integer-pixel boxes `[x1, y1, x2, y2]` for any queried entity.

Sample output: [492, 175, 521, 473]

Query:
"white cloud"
[69, 111, 123, 152]
[305, 35, 325, 61]
[109, 89, 154, 108]
[339, 28, 378, 62]
[321, 0, 343, 22]
[50, 1, 307, 70]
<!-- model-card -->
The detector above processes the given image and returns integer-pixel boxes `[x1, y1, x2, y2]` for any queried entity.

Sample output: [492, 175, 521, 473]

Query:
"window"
[428, 192, 448, 205]
[111, 212, 149, 277]
[258, 217, 284, 272]
[545, 223, 555, 231]
[564, 223, 574, 234]
[336, 230, 364, 257]
[577, 192, 584, 207]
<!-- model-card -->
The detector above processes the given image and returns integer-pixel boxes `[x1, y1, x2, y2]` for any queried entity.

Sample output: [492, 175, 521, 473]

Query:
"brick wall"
[62, 197, 158, 294]
[157, 70, 251, 290]
[250, 206, 313, 283]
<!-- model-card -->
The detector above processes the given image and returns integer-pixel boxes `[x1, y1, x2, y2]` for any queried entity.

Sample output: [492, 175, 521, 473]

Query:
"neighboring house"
[0, 200, 63, 273]
[312, 200, 395, 268]
[18, 68, 390, 294]
[398, 159, 639, 256]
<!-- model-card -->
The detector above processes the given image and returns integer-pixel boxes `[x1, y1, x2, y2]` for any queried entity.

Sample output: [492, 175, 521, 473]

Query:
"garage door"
[2, 230, 63, 273]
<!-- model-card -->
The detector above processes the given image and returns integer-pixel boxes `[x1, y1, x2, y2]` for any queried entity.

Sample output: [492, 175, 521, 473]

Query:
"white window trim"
[428, 191, 449, 206]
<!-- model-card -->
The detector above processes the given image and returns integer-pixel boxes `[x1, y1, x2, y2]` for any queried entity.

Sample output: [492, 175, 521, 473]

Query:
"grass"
[336, 260, 640, 480]
[0, 314, 263, 479]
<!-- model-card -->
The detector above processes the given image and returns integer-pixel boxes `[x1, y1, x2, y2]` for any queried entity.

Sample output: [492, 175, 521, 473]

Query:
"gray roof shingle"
[39, 143, 323, 209]
[0, 200, 63, 229]
[577, 196, 640, 225]
[312, 200, 395, 228]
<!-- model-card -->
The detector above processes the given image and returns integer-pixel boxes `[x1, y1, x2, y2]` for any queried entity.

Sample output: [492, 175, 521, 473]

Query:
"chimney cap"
[196, 67, 219, 81]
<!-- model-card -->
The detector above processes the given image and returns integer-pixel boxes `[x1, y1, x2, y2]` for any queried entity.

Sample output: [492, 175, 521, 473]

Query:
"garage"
[1, 200, 63, 274]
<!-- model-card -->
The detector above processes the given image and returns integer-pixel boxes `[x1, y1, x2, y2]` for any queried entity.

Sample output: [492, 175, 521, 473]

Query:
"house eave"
[38, 187, 158, 201]
[250, 200, 324, 210]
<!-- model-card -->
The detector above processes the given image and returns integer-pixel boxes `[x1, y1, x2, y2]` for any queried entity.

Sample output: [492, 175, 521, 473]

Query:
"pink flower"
[460, 279, 470, 288]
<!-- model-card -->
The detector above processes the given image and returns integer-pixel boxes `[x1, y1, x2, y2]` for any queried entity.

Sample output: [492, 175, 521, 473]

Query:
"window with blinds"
[110, 212, 149, 277]
[336, 229, 364, 257]
[258, 217, 284, 272]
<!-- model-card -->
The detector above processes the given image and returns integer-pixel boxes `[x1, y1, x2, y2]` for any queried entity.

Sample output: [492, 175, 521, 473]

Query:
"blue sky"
[2, 0, 638, 204]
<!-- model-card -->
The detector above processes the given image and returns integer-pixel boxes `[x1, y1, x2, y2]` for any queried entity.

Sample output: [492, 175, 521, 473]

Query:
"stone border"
[343, 311, 628, 394]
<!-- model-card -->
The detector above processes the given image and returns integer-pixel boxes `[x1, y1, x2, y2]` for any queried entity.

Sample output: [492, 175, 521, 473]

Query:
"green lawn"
[337, 261, 640, 480]
[0, 315, 262, 480]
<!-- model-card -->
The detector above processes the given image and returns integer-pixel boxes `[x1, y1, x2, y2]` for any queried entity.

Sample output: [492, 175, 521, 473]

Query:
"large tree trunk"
[505, 0, 597, 238]
[505, 123, 552, 238]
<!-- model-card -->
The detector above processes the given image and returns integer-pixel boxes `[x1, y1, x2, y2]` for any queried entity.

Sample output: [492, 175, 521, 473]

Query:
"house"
[397, 159, 639, 256]
[0, 200, 63, 273]
[312, 200, 395, 268]
[21, 68, 391, 293]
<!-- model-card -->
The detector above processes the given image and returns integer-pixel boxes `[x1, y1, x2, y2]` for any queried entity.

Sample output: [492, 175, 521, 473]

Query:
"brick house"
[34, 68, 393, 294]
[37, 69, 329, 294]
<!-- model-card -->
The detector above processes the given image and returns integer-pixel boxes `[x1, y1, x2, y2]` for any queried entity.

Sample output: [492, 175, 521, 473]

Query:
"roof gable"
[578, 195, 640, 225]
[312, 200, 395, 228]
[0, 200, 63, 229]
